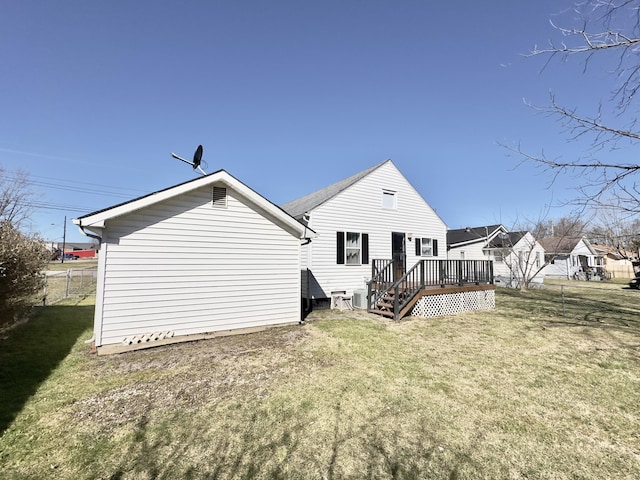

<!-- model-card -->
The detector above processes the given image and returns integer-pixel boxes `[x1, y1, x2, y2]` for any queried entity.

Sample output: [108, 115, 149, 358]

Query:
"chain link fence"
[42, 266, 98, 305]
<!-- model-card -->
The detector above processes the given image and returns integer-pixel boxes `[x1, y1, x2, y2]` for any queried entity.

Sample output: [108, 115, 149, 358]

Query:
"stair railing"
[368, 259, 394, 310]
[369, 259, 494, 320]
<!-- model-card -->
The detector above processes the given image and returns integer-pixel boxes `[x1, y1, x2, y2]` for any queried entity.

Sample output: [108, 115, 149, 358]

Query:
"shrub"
[0, 222, 50, 328]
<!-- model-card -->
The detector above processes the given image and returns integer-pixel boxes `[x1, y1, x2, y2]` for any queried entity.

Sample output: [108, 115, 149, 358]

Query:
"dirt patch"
[72, 326, 310, 428]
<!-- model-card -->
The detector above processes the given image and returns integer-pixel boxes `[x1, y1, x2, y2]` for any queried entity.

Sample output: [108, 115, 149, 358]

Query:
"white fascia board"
[450, 238, 487, 249]
[73, 170, 315, 239]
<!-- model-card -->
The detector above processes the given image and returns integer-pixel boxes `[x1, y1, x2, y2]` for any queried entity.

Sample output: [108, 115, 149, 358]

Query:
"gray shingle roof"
[281, 160, 390, 219]
[447, 224, 504, 247]
[487, 231, 525, 248]
[537, 237, 582, 254]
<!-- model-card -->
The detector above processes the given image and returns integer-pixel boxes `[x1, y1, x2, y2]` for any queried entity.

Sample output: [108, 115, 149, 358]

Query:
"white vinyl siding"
[96, 184, 300, 347]
[302, 161, 447, 298]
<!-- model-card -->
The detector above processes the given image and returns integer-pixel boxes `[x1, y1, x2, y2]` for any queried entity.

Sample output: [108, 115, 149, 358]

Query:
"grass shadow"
[497, 286, 640, 337]
[0, 304, 93, 434]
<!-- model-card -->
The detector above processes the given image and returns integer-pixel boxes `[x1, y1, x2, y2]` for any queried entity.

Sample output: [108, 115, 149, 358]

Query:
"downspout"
[301, 214, 313, 318]
[75, 221, 102, 352]
[77, 224, 102, 243]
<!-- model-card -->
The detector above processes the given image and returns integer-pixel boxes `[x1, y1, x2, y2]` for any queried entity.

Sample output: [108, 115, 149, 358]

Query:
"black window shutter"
[337, 231, 345, 264]
[415, 238, 421, 256]
[433, 239, 439, 257]
[362, 233, 369, 264]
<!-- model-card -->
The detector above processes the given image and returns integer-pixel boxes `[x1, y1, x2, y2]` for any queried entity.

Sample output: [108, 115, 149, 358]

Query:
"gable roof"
[281, 160, 389, 219]
[591, 244, 635, 260]
[73, 170, 313, 239]
[447, 224, 505, 247]
[538, 237, 595, 255]
[487, 231, 527, 248]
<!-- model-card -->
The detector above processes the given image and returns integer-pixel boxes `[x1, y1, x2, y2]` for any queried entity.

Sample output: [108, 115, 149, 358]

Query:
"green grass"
[1, 286, 639, 479]
[46, 260, 98, 271]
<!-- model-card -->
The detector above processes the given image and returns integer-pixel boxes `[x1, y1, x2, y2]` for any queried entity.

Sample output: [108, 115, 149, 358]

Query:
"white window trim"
[420, 237, 433, 257]
[345, 231, 362, 265]
[381, 190, 397, 210]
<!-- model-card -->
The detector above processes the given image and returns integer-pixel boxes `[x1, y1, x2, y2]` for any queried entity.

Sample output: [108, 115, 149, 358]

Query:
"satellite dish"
[171, 144, 207, 175]
[193, 145, 203, 169]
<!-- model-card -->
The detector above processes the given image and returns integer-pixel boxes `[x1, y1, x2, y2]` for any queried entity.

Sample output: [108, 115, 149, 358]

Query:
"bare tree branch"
[0, 166, 35, 228]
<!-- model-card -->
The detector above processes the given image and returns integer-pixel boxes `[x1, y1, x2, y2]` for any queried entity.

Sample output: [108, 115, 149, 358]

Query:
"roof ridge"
[281, 160, 390, 218]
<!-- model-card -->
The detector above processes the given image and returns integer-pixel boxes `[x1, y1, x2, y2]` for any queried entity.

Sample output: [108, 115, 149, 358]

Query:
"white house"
[538, 237, 601, 279]
[73, 170, 313, 355]
[447, 225, 546, 287]
[487, 231, 546, 287]
[447, 224, 508, 261]
[281, 160, 448, 310]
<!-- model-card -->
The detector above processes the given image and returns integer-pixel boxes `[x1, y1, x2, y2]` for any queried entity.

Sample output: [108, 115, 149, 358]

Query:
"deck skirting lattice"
[410, 289, 495, 318]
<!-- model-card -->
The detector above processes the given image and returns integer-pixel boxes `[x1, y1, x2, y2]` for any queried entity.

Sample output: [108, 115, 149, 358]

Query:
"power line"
[2, 172, 148, 199]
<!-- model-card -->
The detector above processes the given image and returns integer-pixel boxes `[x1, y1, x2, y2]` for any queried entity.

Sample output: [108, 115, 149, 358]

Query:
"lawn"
[0, 285, 638, 479]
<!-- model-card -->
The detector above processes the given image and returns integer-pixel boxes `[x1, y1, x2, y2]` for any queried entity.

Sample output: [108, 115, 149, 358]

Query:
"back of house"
[282, 159, 447, 309]
[74, 170, 311, 354]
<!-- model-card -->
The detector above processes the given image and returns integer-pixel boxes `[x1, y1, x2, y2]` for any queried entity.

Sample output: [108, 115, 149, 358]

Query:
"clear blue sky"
[1, 1, 618, 243]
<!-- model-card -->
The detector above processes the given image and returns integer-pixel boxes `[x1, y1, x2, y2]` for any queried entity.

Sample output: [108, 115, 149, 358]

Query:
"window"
[415, 238, 438, 257]
[212, 186, 227, 208]
[494, 250, 503, 262]
[382, 190, 397, 210]
[535, 252, 540, 268]
[346, 232, 361, 265]
[336, 231, 369, 265]
[460, 250, 465, 260]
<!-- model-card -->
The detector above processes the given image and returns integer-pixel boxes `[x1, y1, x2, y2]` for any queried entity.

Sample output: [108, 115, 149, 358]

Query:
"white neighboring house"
[487, 231, 546, 287]
[73, 170, 313, 355]
[281, 159, 448, 309]
[447, 225, 546, 287]
[538, 237, 601, 280]
[446, 224, 508, 262]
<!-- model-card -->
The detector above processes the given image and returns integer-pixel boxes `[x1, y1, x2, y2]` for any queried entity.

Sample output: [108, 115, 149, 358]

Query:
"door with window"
[392, 232, 406, 281]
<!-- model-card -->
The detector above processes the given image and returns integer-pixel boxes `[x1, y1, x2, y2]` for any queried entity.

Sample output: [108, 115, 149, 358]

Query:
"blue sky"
[1, 1, 621, 243]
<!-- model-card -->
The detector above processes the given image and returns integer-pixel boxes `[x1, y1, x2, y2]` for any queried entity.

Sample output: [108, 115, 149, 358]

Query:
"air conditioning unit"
[352, 289, 368, 309]
[331, 291, 351, 310]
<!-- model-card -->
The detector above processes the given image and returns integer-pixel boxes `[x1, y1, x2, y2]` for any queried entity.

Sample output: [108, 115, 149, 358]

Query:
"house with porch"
[282, 160, 495, 320]
[538, 236, 602, 280]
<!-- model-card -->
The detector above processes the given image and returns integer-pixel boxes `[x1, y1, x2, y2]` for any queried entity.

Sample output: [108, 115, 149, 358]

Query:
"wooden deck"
[368, 259, 495, 320]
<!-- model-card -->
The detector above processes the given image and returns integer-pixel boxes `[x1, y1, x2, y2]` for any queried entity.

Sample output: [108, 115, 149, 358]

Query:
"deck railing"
[368, 259, 494, 318]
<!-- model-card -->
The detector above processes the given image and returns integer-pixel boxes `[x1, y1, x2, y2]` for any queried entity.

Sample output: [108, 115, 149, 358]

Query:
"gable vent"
[212, 186, 227, 208]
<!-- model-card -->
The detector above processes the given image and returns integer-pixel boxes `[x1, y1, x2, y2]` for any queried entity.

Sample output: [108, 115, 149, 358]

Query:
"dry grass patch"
[1, 287, 639, 479]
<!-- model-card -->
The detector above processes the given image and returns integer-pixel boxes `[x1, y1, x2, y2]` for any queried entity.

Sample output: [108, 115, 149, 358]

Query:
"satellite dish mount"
[171, 144, 207, 175]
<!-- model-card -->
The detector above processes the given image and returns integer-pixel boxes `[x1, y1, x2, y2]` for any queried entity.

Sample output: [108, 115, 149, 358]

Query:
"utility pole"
[61, 216, 67, 264]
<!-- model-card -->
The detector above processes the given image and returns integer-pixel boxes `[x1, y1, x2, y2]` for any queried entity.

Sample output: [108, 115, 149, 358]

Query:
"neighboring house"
[538, 237, 602, 279]
[487, 231, 546, 287]
[447, 224, 508, 262]
[447, 225, 545, 287]
[73, 170, 313, 355]
[281, 160, 448, 309]
[591, 244, 637, 279]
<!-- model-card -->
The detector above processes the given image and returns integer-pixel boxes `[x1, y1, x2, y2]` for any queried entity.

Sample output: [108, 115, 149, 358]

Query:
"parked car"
[629, 275, 640, 289]
[63, 253, 79, 260]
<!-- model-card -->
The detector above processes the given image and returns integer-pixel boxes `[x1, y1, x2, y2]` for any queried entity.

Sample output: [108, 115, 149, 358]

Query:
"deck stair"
[367, 259, 494, 321]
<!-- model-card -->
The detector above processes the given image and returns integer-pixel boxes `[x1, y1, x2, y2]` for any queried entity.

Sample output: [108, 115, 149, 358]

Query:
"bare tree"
[494, 212, 590, 289]
[532, 214, 589, 238]
[491, 230, 547, 291]
[511, 0, 640, 213]
[588, 205, 640, 255]
[0, 166, 35, 227]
